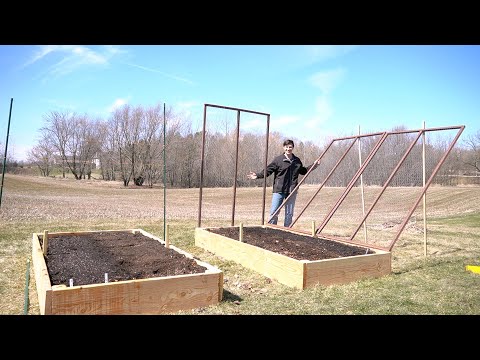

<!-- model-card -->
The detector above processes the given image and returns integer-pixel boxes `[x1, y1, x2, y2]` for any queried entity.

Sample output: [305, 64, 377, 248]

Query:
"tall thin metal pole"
[24, 258, 30, 314]
[261, 114, 270, 225]
[422, 121, 427, 257]
[163, 103, 166, 241]
[231, 110, 241, 226]
[0, 98, 14, 209]
[198, 105, 208, 228]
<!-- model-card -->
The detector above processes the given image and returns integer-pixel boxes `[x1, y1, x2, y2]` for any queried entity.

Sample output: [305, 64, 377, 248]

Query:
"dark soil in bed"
[42, 231, 207, 287]
[207, 226, 373, 261]
[42, 227, 373, 287]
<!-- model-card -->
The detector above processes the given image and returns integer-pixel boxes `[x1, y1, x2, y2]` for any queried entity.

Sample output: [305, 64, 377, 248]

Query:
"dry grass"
[1, 174, 479, 315]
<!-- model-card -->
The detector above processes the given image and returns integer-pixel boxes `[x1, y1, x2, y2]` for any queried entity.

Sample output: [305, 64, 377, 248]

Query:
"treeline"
[2, 102, 480, 188]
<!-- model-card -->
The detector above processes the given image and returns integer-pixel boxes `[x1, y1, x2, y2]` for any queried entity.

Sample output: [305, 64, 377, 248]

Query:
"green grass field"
[1, 174, 479, 315]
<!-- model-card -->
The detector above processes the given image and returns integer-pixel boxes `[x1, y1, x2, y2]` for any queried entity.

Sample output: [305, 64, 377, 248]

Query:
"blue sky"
[1, 45, 479, 161]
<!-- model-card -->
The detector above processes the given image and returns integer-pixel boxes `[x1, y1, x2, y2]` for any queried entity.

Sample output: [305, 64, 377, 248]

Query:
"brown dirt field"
[4, 174, 479, 226]
[5, 174, 479, 253]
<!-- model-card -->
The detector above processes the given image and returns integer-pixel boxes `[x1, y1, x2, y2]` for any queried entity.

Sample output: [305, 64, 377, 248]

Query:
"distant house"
[53, 155, 99, 169]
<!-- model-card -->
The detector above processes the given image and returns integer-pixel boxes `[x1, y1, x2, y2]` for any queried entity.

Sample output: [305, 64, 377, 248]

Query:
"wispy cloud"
[305, 96, 334, 129]
[267, 115, 301, 135]
[23, 45, 124, 80]
[176, 100, 200, 110]
[175, 100, 201, 119]
[302, 67, 346, 132]
[42, 98, 78, 112]
[107, 97, 130, 113]
[242, 118, 264, 130]
[304, 45, 359, 63]
[41, 97, 130, 118]
[122, 62, 195, 85]
[22, 45, 61, 67]
[308, 67, 346, 95]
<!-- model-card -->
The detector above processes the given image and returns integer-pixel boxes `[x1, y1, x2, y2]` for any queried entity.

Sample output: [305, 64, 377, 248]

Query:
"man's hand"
[247, 171, 257, 180]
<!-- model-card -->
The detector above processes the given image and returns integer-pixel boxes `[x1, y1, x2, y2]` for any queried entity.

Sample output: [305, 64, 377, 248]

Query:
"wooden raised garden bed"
[195, 225, 391, 289]
[32, 229, 223, 315]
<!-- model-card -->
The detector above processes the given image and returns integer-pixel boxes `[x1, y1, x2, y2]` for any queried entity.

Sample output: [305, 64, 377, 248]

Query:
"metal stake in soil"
[24, 258, 30, 315]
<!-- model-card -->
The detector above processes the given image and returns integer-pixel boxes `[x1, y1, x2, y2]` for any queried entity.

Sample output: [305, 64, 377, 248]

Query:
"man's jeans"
[268, 191, 298, 227]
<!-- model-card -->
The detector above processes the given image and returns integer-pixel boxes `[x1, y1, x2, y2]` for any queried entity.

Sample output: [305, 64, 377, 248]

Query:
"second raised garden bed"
[195, 225, 391, 289]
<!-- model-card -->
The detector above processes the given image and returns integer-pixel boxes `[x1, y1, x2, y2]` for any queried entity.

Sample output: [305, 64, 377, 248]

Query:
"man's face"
[284, 144, 294, 154]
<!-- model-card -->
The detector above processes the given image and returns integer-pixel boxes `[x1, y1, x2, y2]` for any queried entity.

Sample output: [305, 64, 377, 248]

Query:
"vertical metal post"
[24, 258, 30, 315]
[198, 104, 208, 227]
[0, 98, 13, 209]
[422, 121, 427, 257]
[165, 224, 170, 248]
[231, 110, 241, 226]
[163, 103, 167, 241]
[261, 114, 270, 225]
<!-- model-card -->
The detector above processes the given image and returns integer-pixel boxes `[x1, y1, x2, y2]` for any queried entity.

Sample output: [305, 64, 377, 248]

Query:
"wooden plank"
[31, 233, 52, 315]
[42, 230, 48, 256]
[304, 251, 391, 288]
[49, 272, 222, 315]
[195, 227, 304, 289]
[46, 229, 139, 238]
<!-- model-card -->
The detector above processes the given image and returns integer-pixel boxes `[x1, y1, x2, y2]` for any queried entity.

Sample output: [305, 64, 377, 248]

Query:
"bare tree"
[462, 129, 480, 173]
[96, 121, 116, 181]
[109, 105, 136, 186]
[27, 135, 55, 176]
[0, 140, 15, 174]
[140, 103, 165, 187]
[40, 111, 100, 180]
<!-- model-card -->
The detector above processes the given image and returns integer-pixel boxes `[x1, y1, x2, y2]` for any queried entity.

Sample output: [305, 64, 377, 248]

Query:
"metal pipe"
[204, 103, 269, 116]
[290, 137, 355, 227]
[0, 98, 13, 209]
[24, 258, 30, 315]
[197, 104, 208, 228]
[163, 103, 167, 241]
[316, 132, 389, 235]
[199, 104, 270, 227]
[262, 114, 270, 225]
[231, 110, 241, 226]
[348, 130, 424, 242]
[422, 121, 427, 256]
[388, 125, 465, 251]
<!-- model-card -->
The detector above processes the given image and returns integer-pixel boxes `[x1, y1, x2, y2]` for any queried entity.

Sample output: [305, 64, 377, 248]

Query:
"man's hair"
[283, 139, 295, 147]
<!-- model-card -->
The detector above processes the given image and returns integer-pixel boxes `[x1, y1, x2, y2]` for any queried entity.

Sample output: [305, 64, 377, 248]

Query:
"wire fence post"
[163, 103, 167, 242]
[422, 120, 427, 257]
[0, 98, 14, 209]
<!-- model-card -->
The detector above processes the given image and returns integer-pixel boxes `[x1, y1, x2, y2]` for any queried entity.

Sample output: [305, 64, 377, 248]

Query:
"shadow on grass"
[221, 289, 242, 303]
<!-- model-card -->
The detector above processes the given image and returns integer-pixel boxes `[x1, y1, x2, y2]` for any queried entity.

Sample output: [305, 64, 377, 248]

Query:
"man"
[247, 139, 319, 227]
